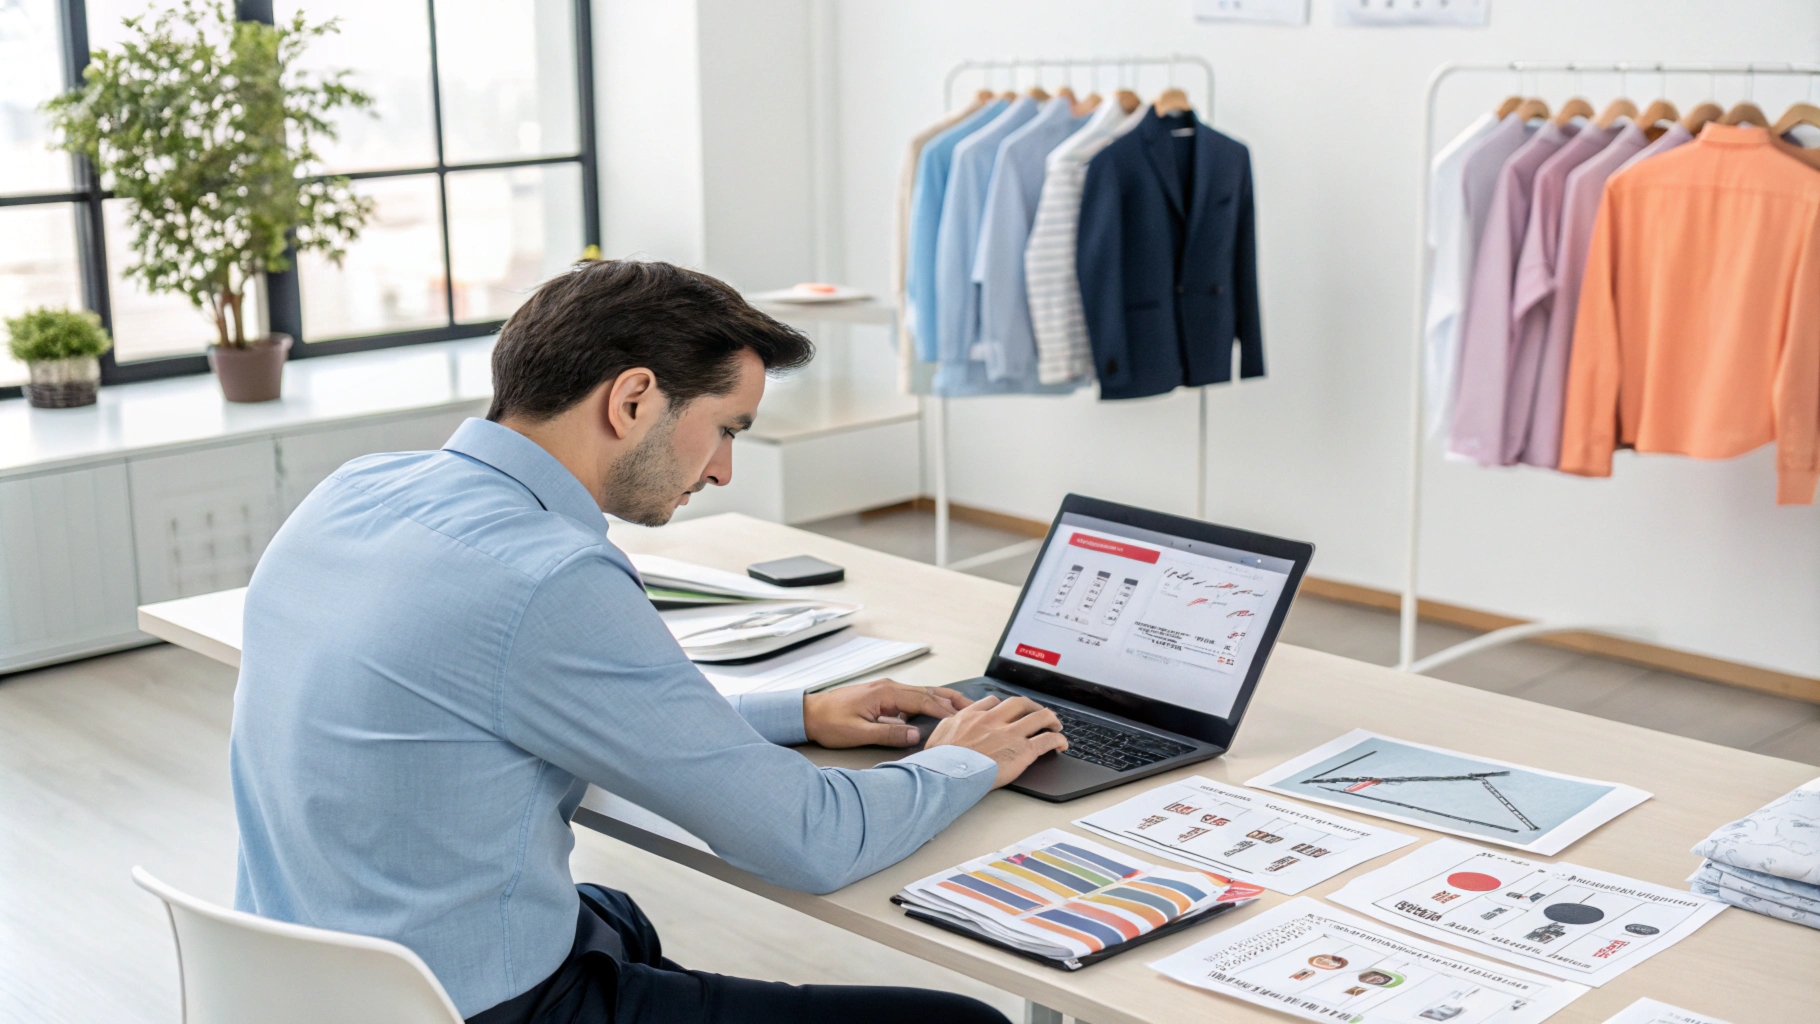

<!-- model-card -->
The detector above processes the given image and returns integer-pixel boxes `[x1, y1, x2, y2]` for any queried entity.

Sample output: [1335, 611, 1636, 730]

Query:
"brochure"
[1150, 897, 1588, 1024]
[1073, 776, 1415, 894]
[1599, 998, 1732, 1024]
[1327, 839, 1726, 987]
[892, 828, 1261, 969]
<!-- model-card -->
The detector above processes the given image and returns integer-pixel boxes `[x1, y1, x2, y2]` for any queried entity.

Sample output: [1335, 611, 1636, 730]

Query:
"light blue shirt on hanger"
[973, 97, 1088, 384]
[230, 418, 997, 1018]
[906, 99, 1007, 362]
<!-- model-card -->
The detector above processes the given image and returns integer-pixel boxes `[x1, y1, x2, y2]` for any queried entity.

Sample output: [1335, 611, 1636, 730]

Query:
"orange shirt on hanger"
[1559, 124, 1820, 504]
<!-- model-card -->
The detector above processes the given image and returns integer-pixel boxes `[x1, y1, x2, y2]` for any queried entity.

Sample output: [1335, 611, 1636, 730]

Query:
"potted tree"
[5, 308, 112, 409]
[46, 0, 373, 402]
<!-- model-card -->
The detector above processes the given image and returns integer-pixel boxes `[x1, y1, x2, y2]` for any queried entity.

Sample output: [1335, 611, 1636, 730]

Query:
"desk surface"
[142, 513, 1817, 1024]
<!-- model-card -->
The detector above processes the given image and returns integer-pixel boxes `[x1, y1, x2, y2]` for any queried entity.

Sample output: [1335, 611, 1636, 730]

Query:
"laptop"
[913, 494, 1313, 802]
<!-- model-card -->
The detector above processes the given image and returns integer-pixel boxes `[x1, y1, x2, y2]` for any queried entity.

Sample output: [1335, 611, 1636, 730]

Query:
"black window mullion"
[574, 0, 600, 248]
[424, 0, 458, 330]
[55, 0, 122, 385]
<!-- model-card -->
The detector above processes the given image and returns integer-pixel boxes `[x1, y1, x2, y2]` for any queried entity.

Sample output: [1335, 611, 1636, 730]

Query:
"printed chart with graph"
[1248, 730, 1650, 855]
[1330, 840, 1727, 987]
[1074, 776, 1414, 894]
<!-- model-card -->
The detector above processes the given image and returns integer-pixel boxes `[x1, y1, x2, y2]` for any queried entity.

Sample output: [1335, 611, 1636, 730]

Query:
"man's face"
[604, 349, 764, 526]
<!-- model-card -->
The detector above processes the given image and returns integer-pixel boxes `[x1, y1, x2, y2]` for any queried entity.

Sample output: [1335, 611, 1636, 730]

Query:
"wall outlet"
[1332, 0, 1489, 27]
[1194, 0, 1310, 26]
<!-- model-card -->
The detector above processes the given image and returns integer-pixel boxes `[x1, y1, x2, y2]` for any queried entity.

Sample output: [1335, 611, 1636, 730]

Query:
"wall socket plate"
[1331, 0, 1490, 27]
[1194, 0, 1310, 25]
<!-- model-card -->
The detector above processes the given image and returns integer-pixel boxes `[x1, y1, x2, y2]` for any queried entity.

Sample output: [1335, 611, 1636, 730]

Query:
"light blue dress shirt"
[906, 100, 1006, 363]
[973, 98, 1086, 384]
[231, 418, 997, 1018]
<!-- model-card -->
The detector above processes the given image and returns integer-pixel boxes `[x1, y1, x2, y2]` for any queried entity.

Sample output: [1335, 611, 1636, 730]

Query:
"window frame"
[1, 0, 600, 398]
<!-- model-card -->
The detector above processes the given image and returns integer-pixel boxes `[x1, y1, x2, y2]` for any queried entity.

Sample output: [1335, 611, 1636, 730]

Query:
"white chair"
[132, 866, 464, 1024]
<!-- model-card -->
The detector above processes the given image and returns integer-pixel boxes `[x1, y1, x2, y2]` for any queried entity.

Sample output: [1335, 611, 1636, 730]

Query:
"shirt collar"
[443, 418, 609, 540]
[1697, 123, 1771, 147]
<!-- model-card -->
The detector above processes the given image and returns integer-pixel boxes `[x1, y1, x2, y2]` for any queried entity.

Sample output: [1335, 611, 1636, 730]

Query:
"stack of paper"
[698, 633, 928, 696]
[632, 553, 799, 606]
[893, 829, 1261, 969]
[662, 600, 859, 662]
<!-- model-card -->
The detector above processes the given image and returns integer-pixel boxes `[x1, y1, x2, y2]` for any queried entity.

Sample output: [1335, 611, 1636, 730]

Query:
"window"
[0, 0, 598, 396]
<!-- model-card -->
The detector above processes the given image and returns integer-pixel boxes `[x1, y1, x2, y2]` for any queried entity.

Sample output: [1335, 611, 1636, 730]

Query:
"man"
[231, 259, 1069, 1024]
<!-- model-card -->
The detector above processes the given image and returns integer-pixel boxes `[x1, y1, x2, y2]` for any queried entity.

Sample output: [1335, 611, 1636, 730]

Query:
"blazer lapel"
[1184, 121, 1223, 245]
[1138, 111, 1188, 224]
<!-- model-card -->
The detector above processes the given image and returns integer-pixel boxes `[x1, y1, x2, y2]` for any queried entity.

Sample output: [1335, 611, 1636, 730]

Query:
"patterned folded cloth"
[1690, 860, 1820, 929]
[1689, 780, 1820, 885]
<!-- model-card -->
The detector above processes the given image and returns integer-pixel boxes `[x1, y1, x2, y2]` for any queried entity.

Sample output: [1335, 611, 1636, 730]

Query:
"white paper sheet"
[1073, 776, 1415, 894]
[696, 634, 928, 696]
[1247, 729, 1651, 855]
[1328, 840, 1727, 987]
[629, 553, 796, 598]
[1599, 998, 1733, 1024]
[1150, 897, 1588, 1024]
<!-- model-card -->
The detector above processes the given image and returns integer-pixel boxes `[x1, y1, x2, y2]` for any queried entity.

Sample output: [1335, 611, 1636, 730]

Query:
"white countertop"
[0, 337, 497, 478]
[1, 297, 914, 478]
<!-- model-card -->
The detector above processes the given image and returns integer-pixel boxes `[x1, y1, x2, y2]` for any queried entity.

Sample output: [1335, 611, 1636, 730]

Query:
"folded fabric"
[1692, 860, 1820, 913]
[1689, 781, 1820, 884]
[1690, 868, 1820, 930]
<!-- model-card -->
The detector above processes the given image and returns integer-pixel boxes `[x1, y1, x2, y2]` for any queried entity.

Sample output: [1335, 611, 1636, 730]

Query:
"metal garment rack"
[928, 54, 1218, 570]
[1399, 59, 1820, 674]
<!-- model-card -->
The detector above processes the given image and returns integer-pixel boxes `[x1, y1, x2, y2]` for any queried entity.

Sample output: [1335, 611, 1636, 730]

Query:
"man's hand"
[923, 694, 1069, 789]
[802, 679, 973, 749]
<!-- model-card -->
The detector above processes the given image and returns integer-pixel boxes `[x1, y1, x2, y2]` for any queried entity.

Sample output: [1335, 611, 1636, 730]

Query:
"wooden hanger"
[1512, 97, 1551, 122]
[1636, 98, 1679, 140]
[1495, 95, 1523, 118]
[1553, 96, 1595, 127]
[1681, 101, 1724, 133]
[1053, 85, 1077, 105]
[1774, 102, 1820, 136]
[1115, 88, 1142, 114]
[973, 88, 995, 105]
[1595, 98, 1638, 129]
[996, 90, 1019, 102]
[1720, 101, 1769, 127]
[1026, 85, 1051, 102]
[1153, 87, 1193, 116]
[1072, 92, 1103, 117]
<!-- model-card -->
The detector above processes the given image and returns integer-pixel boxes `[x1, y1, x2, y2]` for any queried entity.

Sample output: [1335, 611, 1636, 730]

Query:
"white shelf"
[0, 337, 496, 479]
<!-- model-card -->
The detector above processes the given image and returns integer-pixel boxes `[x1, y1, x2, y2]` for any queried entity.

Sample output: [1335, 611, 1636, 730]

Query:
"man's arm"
[497, 550, 1049, 894]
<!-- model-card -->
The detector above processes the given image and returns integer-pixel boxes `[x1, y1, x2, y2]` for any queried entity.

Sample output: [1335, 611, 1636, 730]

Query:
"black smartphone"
[747, 555, 845, 587]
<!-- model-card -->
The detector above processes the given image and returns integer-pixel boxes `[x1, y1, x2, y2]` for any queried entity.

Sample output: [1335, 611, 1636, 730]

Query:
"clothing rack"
[1399, 59, 1820, 673]
[930, 54, 1217, 569]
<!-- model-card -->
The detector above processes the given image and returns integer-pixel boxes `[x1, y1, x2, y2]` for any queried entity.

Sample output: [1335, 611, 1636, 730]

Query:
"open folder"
[633, 553, 799, 606]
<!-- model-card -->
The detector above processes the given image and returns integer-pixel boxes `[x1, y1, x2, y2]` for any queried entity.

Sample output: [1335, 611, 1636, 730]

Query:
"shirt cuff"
[896, 745, 998, 781]
[727, 690, 808, 747]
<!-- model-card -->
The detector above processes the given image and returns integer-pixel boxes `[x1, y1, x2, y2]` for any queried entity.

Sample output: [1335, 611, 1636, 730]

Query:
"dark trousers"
[467, 885, 1011, 1024]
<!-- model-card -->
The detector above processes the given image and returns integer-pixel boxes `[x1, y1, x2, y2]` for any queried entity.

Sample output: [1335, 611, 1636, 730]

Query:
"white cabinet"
[128, 441, 280, 604]
[0, 463, 144, 671]
[276, 409, 474, 517]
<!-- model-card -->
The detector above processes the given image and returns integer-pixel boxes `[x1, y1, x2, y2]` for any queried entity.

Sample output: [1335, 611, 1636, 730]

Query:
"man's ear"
[602, 368, 660, 441]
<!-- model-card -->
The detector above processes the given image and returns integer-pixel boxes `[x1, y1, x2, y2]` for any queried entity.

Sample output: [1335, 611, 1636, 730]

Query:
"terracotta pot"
[208, 334, 293, 403]
[24, 356, 101, 408]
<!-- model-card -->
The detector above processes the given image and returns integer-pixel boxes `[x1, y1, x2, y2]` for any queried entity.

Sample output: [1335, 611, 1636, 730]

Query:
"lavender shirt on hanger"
[1519, 121, 1651, 468]
[1450, 121, 1574, 465]
[1503, 122, 1618, 464]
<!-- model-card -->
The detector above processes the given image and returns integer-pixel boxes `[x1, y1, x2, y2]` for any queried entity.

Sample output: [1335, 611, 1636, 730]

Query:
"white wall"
[594, 0, 706, 266]
[823, 0, 1820, 676]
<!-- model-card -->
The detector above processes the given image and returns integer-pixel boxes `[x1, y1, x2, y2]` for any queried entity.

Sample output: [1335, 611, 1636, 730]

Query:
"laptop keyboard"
[1049, 705, 1195, 772]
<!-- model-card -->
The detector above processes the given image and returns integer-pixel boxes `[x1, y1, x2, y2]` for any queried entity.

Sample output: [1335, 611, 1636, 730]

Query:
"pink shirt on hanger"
[1503, 123, 1618, 464]
[1449, 121, 1575, 466]
[1518, 121, 1650, 468]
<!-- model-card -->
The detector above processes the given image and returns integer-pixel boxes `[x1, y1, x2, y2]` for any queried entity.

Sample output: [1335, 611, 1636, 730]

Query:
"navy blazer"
[1077, 109, 1263, 400]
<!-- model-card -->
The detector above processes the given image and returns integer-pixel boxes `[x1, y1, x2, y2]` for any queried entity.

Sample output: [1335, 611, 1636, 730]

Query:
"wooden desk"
[141, 513, 1817, 1024]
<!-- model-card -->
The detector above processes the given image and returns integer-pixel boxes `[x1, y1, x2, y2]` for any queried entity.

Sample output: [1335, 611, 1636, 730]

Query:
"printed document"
[1328, 840, 1726, 987]
[1599, 998, 1732, 1024]
[1150, 897, 1588, 1024]
[1247, 729, 1650, 855]
[1073, 776, 1415, 894]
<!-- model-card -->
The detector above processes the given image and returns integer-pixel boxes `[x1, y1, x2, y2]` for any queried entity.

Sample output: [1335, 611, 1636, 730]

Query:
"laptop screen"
[994, 512, 1298, 720]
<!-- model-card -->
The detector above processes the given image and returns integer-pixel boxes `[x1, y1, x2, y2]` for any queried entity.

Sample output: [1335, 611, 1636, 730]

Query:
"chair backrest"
[132, 866, 464, 1024]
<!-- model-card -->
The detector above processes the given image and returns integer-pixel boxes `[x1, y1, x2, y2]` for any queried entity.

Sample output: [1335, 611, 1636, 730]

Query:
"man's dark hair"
[486, 259, 813, 422]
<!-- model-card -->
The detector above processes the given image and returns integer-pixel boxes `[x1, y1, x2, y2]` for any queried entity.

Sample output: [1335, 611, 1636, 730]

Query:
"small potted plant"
[5, 308, 112, 409]
[46, 0, 372, 402]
